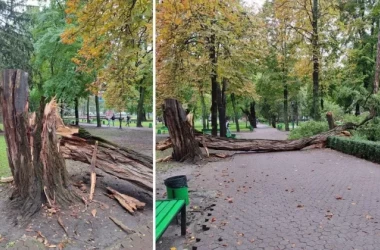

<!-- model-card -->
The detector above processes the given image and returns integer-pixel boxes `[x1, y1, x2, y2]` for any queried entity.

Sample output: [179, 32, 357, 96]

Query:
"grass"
[63, 118, 153, 128]
[0, 135, 10, 178]
[156, 119, 252, 133]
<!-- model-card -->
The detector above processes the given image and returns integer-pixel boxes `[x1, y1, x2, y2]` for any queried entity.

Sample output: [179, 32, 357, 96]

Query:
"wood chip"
[106, 187, 145, 214]
[109, 216, 136, 234]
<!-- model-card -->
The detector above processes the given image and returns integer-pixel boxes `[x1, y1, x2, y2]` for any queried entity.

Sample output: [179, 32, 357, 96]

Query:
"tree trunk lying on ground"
[59, 129, 153, 193]
[157, 122, 357, 154]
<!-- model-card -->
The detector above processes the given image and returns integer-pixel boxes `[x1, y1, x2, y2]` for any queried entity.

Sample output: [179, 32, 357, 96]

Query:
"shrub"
[288, 121, 329, 139]
[327, 136, 380, 164]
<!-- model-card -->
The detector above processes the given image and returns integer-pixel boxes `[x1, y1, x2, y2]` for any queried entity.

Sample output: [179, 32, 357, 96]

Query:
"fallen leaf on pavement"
[335, 196, 343, 200]
[297, 204, 304, 208]
[91, 209, 97, 217]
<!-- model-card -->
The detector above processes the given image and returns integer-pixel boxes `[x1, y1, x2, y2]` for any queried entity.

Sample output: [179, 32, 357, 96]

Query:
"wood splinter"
[106, 187, 145, 214]
[89, 141, 99, 201]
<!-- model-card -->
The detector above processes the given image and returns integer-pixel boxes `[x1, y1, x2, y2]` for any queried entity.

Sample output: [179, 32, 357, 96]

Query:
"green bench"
[157, 126, 168, 134]
[202, 128, 212, 135]
[156, 200, 186, 241]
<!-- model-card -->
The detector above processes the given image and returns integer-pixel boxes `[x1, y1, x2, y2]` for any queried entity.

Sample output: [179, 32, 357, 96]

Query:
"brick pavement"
[157, 124, 380, 250]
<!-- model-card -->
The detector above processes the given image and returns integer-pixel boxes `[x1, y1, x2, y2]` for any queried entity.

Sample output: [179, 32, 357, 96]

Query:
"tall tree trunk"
[312, 0, 321, 121]
[209, 33, 218, 136]
[355, 103, 360, 116]
[271, 115, 276, 128]
[87, 96, 90, 123]
[74, 97, 79, 126]
[241, 102, 257, 129]
[284, 83, 289, 131]
[0, 70, 77, 222]
[231, 93, 240, 132]
[137, 85, 145, 127]
[374, 29, 380, 95]
[218, 79, 227, 137]
[163, 99, 202, 162]
[200, 91, 207, 130]
[95, 95, 101, 127]
[60, 102, 64, 118]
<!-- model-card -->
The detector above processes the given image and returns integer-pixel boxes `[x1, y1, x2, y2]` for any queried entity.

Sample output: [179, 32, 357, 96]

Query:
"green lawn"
[156, 119, 252, 133]
[63, 118, 153, 128]
[0, 135, 10, 178]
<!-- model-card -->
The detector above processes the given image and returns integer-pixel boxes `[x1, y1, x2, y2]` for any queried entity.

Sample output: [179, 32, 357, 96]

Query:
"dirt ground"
[0, 125, 153, 250]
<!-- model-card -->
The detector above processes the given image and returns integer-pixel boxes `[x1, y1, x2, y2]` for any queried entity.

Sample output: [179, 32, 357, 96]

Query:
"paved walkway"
[157, 124, 380, 250]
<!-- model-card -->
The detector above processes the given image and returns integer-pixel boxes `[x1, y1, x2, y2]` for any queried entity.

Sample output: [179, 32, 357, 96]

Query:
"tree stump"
[0, 69, 77, 223]
[163, 99, 202, 162]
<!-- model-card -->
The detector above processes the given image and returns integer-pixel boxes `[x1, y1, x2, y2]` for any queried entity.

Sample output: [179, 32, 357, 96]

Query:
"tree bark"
[95, 95, 101, 127]
[75, 97, 79, 126]
[163, 99, 202, 162]
[0, 70, 77, 222]
[200, 91, 207, 130]
[284, 83, 289, 131]
[59, 129, 153, 193]
[241, 102, 257, 129]
[137, 85, 145, 127]
[312, 0, 321, 121]
[87, 96, 90, 123]
[218, 79, 227, 137]
[209, 33, 218, 136]
[231, 93, 240, 132]
[326, 112, 335, 129]
[157, 123, 358, 154]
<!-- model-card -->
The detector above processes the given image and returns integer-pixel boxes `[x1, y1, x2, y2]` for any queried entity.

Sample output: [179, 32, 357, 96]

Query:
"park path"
[157, 124, 380, 250]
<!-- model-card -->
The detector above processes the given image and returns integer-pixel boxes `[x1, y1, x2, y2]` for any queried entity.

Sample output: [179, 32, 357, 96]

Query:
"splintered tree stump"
[163, 99, 202, 162]
[0, 70, 77, 222]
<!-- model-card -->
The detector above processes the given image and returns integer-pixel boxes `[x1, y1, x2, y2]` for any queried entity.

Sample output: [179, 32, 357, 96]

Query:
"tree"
[157, 0, 259, 137]
[62, 0, 153, 127]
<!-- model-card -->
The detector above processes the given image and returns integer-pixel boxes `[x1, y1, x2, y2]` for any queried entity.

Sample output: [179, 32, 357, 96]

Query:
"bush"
[327, 136, 380, 164]
[355, 118, 380, 142]
[288, 121, 329, 139]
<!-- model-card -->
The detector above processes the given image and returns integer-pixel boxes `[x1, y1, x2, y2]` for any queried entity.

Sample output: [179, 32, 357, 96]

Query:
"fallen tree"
[157, 122, 356, 154]
[59, 130, 153, 193]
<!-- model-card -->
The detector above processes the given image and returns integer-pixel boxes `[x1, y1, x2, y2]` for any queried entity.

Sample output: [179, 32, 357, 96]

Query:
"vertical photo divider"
[152, 0, 157, 248]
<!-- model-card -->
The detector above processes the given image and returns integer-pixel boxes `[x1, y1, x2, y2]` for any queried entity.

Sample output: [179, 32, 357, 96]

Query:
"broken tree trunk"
[326, 112, 336, 129]
[59, 130, 153, 193]
[0, 69, 78, 222]
[157, 122, 357, 153]
[163, 99, 202, 162]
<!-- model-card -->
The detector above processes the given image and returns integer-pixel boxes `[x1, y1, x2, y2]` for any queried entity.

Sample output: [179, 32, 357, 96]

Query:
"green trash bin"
[149, 123, 152, 128]
[164, 175, 189, 206]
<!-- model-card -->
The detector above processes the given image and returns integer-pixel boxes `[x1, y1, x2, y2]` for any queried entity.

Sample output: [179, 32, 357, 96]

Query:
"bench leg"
[181, 205, 186, 236]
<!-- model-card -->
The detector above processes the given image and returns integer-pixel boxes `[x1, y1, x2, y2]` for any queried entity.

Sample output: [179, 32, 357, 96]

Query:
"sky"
[243, 0, 265, 8]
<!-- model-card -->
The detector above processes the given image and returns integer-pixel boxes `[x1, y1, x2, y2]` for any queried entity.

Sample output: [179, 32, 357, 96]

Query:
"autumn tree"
[62, 0, 153, 127]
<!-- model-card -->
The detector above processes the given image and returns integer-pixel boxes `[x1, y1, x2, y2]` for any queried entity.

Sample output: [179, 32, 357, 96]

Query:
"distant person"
[226, 118, 231, 134]
[126, 115, 131, 127]
[111, 114, 115, 126]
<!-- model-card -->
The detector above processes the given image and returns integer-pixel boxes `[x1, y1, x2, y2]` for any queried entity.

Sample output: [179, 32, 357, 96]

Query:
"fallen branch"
[0, 176, 13, 183]
[60, 131, 153, 194]
[156, 155, 172, 163]
[106, 187, 145, 214]
[109, 216, 136, 234]
[89, 141, 98, 201]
